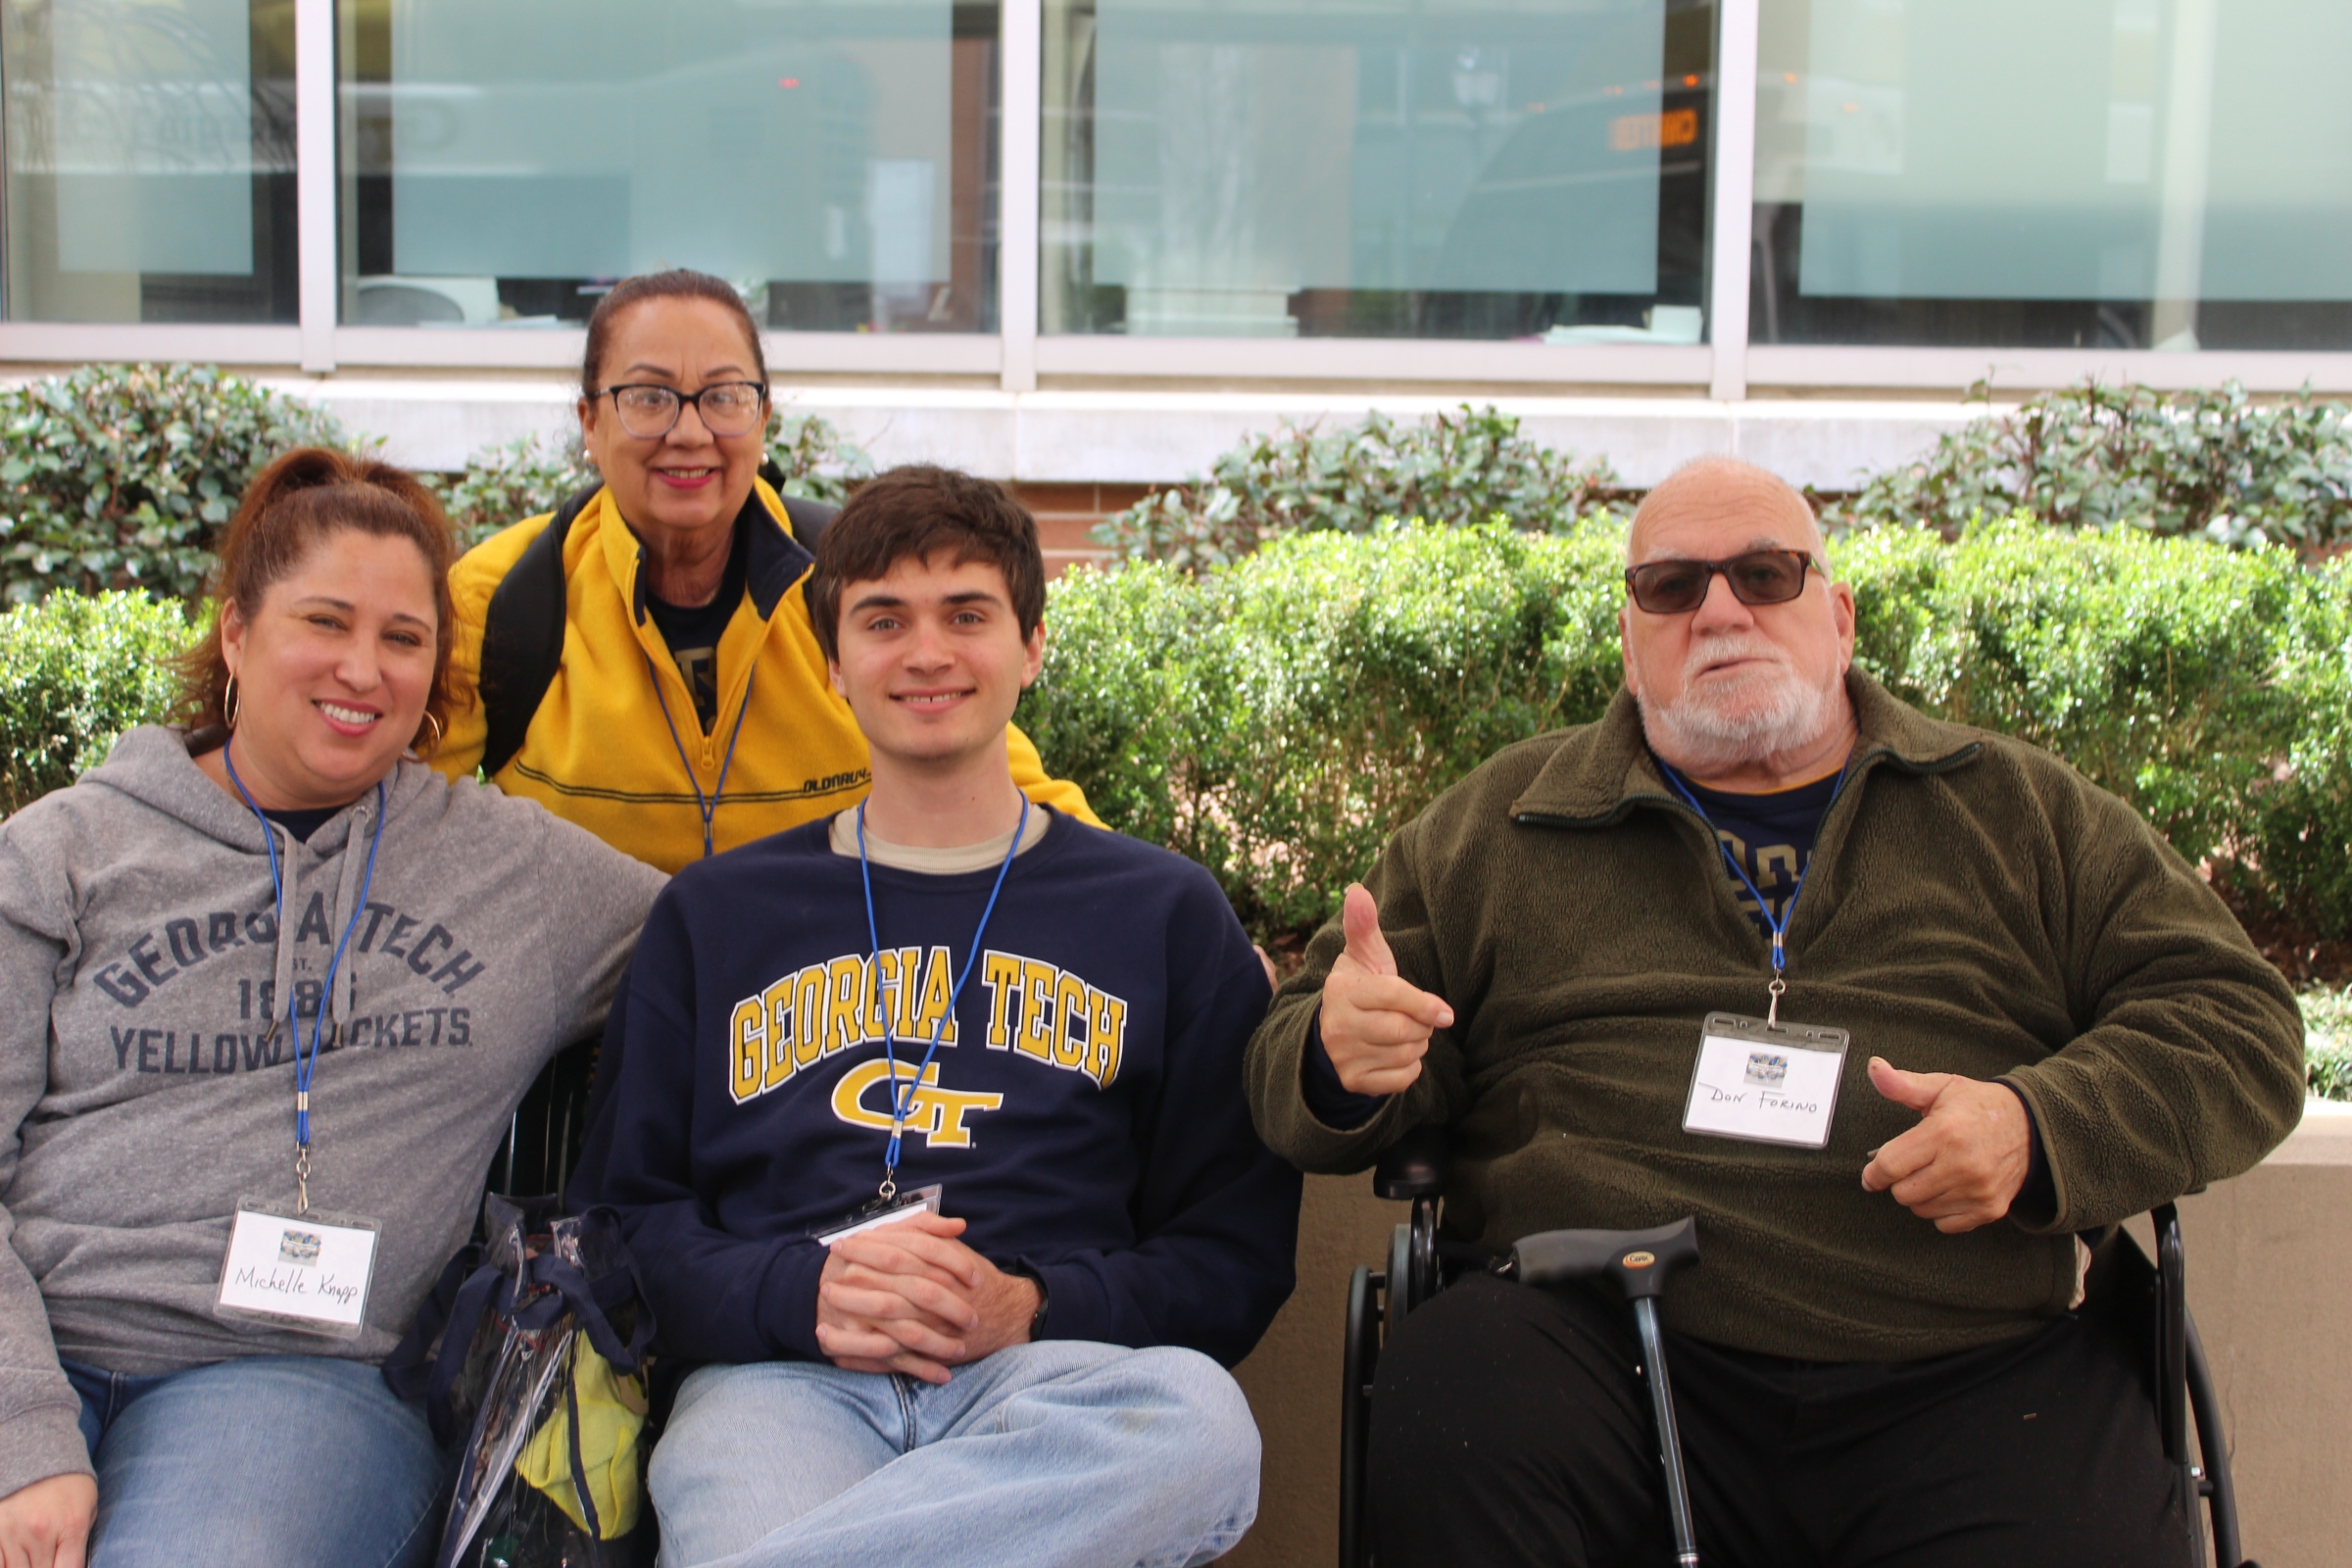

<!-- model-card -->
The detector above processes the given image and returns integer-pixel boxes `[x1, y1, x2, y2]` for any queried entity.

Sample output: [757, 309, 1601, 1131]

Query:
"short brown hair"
[175, 447, 465, 756]
[581, 270, 767, 399]
[807, 466, 1045, 664]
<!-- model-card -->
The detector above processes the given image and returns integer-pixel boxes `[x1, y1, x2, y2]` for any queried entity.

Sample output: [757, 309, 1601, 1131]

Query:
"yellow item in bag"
[515, 1338, 650, 1539]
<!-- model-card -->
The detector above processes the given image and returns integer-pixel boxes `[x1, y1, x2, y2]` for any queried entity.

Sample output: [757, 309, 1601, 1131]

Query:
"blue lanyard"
[647, 655, 756, 859]
[857, 796, 1028, 1200]
[1656, 757, 1849, 1026]
[222, 740, 386, 1213]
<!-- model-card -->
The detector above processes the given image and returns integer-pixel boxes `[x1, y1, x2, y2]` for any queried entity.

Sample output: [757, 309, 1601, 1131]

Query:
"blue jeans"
[64, 1353, 443, 1568]
[649, 1341, 1260, 1568]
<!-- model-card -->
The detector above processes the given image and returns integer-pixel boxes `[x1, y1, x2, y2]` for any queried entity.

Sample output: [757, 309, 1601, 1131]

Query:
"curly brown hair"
[175, 447, 466, 757]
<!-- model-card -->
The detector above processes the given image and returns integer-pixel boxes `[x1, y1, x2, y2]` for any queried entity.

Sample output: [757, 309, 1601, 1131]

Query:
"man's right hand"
[0, 1472, 95, 1568]
[1318, 884, 1453, 1098]
[814, 1211, 984, 1386]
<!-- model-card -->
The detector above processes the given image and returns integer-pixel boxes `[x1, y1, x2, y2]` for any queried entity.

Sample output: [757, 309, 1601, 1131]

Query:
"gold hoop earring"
[418, 710, 445, 753]
[222, 673, 240, 729]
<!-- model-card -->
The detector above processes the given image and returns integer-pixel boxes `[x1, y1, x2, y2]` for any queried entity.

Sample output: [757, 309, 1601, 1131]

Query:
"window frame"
[2, 0, 2348, 395]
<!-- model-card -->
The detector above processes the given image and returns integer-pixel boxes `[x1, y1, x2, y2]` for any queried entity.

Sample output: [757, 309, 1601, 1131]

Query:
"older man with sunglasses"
[1245, 457, 2304, 1568]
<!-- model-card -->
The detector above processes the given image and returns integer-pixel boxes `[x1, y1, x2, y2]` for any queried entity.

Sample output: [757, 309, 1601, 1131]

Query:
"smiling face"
[218, 528, 441, 808]
[1621, 461, 1857, 785]
[827, 552, 1045, 776]
[578, 295, 766, 548]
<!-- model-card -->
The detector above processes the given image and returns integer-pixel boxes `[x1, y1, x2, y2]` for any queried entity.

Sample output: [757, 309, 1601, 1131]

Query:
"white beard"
[1638, 631, 1845, 776]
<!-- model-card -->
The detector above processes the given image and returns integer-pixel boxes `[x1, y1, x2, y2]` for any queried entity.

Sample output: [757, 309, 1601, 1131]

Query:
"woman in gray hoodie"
[0, 450, 666, 1568]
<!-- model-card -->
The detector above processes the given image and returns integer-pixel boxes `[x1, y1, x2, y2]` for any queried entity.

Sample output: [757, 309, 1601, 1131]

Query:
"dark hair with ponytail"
[580, 270, 767, 399]
[175, 447, 465, 757]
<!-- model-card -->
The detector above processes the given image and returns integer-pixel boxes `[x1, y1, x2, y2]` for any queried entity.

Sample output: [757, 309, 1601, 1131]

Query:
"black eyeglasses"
[595, 380, 769, 439]
[1623, 550, 1820, 614]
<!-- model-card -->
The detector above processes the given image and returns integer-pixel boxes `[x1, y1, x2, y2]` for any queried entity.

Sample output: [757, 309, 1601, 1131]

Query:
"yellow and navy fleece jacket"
[568, 808, 1302, 1369]
[438, 479, 1094, 875]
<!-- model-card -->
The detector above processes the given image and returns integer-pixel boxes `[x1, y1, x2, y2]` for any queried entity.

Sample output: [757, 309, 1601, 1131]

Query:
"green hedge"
[0, 591, 193, 815]
[0, 363, 874, 600]
[0, 365, 357, 605]
[10, 524, 2339, 948]
[1838, 520, 2306, 868]
[1825, 381, 2352, 555]
[2308, 989, 2352, 1099]
[1092, 385, 2352, 575]
[1093, 405, 1625, 572]
[2253, 559, 2352, 934]
[1026, 521, 1625, 935]
[1019, 517, 2350, 945]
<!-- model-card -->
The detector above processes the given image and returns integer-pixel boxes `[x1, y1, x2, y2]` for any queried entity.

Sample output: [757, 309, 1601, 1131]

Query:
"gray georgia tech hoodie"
[0, 727, 666, 1496]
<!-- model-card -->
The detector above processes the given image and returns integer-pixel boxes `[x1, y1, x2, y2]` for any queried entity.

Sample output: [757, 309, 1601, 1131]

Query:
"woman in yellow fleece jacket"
[437, 270, 1090, 873]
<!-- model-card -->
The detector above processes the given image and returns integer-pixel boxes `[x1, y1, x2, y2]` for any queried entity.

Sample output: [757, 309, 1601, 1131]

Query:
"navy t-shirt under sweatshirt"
[570, 808, 1302, 1370]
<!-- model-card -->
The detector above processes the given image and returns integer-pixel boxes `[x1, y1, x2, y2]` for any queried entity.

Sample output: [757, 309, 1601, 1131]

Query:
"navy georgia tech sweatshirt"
[569, 808, 1303, 1370]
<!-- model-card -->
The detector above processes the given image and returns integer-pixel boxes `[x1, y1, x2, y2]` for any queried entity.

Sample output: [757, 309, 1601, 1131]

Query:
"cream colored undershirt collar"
[828, 803, 1052, 874]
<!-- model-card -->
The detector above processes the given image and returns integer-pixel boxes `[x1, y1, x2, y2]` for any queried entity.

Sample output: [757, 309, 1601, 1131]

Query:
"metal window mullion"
[295, 0, 336, 371]
[999, 0, 1043, 393]
[1707, 0, 1760, 403]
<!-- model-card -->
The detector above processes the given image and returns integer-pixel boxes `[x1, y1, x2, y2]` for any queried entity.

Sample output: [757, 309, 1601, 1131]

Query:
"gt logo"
[829, 1058, 1005, 1150]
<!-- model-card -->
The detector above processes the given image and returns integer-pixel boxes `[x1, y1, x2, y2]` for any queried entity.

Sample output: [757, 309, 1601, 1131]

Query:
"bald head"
[1628, 457, 1824, 566]
[1618, 455, 1858, 790]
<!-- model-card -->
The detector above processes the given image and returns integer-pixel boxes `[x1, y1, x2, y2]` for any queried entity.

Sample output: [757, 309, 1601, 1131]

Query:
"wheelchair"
[487, 1035, 602, 1200]
[1339, 1126, 2252, 1568]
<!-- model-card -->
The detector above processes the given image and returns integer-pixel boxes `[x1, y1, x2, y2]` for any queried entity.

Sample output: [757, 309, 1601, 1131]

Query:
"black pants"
[1368, 1273, 2192, 1568]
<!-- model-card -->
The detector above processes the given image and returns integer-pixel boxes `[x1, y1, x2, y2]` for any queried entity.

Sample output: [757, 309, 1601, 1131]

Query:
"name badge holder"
[1657, 758, 1857, 1151]
[812, 1184, 946, 1247]
[1682, 1012, 1850, 1149]
[214, 743, 388, 1337]
[217, 1199, 382, 1338]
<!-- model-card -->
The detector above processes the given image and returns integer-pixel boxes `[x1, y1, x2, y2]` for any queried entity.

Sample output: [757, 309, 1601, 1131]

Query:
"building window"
[1041, 0, 1716, 341]
[335, 0, 1001, 333]
[3, 0, 297, 322]
[1752, 0, 2352, 351]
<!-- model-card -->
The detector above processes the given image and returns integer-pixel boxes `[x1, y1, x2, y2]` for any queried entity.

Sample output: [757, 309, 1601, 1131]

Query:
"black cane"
[1511, 1217, 1704, 1568]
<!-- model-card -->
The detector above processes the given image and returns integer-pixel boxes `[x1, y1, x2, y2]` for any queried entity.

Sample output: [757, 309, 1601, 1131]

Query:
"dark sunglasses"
[1623, 549, 1820, 614]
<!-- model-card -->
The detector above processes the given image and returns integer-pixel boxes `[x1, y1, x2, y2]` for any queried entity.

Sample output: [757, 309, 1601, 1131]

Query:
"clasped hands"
[1318, 882, 2031, 1233]
[814, 1211, 1040, 1384]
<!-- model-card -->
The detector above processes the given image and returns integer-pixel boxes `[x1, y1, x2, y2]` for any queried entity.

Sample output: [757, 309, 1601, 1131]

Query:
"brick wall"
[1002, 481, 1152, 578]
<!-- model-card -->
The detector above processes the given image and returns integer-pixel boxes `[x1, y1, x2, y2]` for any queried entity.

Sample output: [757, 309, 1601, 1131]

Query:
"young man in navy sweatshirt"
[570, 465, 1301, 1568]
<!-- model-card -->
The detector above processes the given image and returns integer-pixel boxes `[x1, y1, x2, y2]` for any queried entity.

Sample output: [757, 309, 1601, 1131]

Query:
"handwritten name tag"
[216, 1201, 379, 1338]
[1682, 1012, 1850, 1150]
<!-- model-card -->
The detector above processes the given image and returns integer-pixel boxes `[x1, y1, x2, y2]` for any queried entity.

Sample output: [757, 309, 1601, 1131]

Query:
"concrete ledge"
[1226, 1100, 2352, 1568]
[246, 376, 1980, 492]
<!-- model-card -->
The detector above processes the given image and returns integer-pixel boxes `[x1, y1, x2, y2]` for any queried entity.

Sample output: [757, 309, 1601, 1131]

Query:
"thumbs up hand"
[1318, 884, 1455, 1098]
[1859, 1057, 2032, 1234]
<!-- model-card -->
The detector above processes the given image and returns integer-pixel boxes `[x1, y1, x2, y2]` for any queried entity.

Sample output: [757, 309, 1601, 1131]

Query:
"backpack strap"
[479, 482, 603, 781]
[761, 458, 839, 555]
[781, 493, 836, 554]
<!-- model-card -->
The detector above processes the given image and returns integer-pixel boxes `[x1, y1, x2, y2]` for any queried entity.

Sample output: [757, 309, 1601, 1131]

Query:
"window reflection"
[3, 0, 296, 322]
[1044, 0, 1715, 341]
[1752, 0, 2352, 351]
[336, 0, 999, 332]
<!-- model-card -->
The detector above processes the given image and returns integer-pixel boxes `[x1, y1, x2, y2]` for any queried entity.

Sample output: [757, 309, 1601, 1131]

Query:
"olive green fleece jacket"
[1247, 673, 2305, 1363]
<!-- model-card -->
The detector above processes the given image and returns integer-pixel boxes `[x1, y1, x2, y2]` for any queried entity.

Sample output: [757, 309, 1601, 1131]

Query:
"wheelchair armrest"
[1373, 1123, 1453, 1201]
[490, 1034, 602, 1200]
